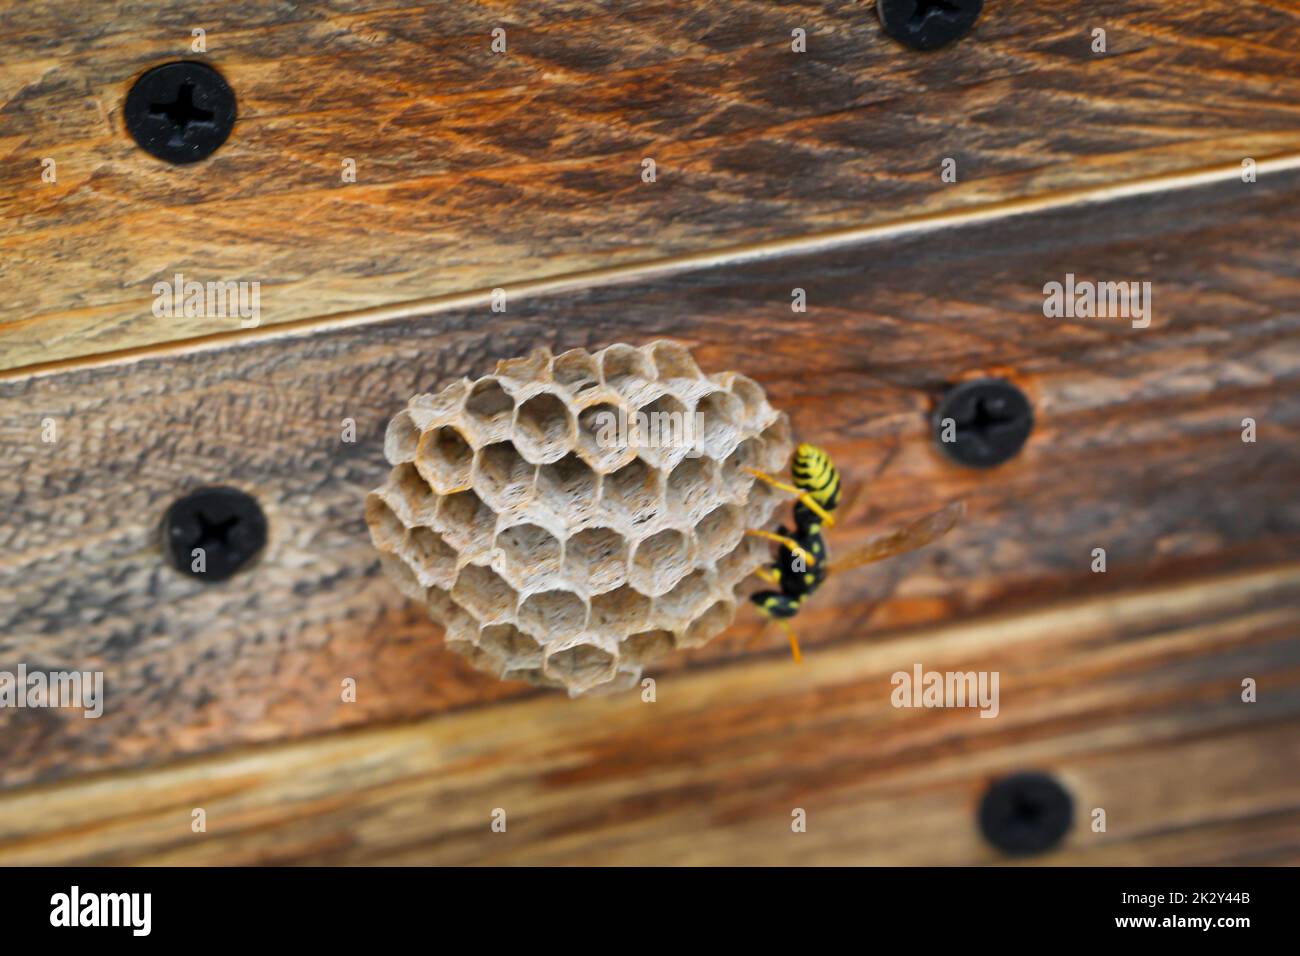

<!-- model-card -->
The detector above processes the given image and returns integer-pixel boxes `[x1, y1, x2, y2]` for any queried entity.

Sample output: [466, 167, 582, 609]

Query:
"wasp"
[743, 444, 964, 662]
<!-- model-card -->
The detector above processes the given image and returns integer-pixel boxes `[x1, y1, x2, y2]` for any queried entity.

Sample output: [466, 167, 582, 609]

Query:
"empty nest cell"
[475, 441, 536, 510]
[494, 521, 563, 590]
[436, 489, 496, 554]
[513, 390, 575, 464]
[417, 424, 475, 493]
[544, 639, 618, 692]
[602, 457, 662, 527]
[451, 563, 518, 624]
[577, 400, 636, 474]
[563, 526, 629, 593]
[518, 588, 589, 643]
[478, 623, 543, 668]
[463, 377, 514, 439]
[630, 527, 693, 596]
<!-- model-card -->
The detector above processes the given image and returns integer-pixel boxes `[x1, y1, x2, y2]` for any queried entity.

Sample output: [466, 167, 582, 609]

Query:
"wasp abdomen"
[792, 443, 841, 513]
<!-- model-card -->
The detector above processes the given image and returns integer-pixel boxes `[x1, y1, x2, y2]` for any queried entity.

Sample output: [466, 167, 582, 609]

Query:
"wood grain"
[1, 562, 1296, 865]
[2, 165, 1298, 791]
[3, 0, 1300, 369]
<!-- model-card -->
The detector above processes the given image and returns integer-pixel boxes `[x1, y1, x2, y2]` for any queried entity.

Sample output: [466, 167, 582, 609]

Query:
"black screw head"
[162, 487, 267, 583]
[878, 0, 983, 51]
[978, 772, 1074, 856]
[124, 61, 236, 164]
[933, 377, 1033, 468]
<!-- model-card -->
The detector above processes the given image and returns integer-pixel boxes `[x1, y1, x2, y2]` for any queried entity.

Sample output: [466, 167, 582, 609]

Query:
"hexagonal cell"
[365, 493, 408, 552]
[589, 585, 652, 635]
[535, 453, 599, 518]
[384, 409, 420, 464]
[451, 562, 518, 624]
[388, 462, 439, 526]
[544, 637, 617, 691]
[633, 392, 692, 469]
[619, 628, 675, 667]
[576, 400, 636, 473]
[377, 550, 425, 602]
[437, 488, 496, 554]
[653, 568, 713, 629]
[742, 478, 783, 533]
[429, 586, 480, 644]
[730, 371, 766, 414]
[463, 377, 515, 439]
[629, 527, 693, 596]
[758, 416, 793, 472]
[716, 532, 771, 590]
[719, 438, 768, 506]
[405, 526, 459, 589]
[649, 340, 702, 385]
[513, 390, 576, 464]
[679, 599, 735, 649]
[665, 455, 716, 521]
[601, 344, 658, 404]
[475, 441, 536, 510]
[494, 521, 562, 590]
[517, 588, 589, 643]
[602, 457, 663, 528]
[563, 526, 629, 593]
[695, 503, 744, 564]
[416, 424, 475, 493]
[695, 390, 744, 459]
[723, 434, 766, 474]
[553, 349, 602, 399]
[479, 622, 543, 667]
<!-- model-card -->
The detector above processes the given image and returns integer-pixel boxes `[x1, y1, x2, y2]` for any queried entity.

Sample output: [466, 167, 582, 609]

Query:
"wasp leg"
[743, 467, 836, 528]
[750, 591, 804, 663]
[774, 619, 803, 663]
[755, 565, 781, 585]
[745, 529, 816, 567]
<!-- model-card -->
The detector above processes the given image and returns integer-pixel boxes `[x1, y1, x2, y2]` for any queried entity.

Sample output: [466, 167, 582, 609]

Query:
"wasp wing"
[829, 501, 965, 573]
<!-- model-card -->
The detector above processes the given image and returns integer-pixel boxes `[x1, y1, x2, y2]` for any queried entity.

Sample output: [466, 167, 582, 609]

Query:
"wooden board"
[1, 562, 1296, 865]
[4, 0, 1300, 369]
[3, 165, 1298, 791]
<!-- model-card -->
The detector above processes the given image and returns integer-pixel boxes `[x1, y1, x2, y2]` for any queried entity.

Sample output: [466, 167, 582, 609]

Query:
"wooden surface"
[3, 0, 1300, 369]
[3, 166, 1299, 793]
[2, 0, 1299, 865]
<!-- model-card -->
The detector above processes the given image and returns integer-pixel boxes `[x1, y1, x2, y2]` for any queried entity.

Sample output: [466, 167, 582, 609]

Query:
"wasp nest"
[365, 340, 792, 696]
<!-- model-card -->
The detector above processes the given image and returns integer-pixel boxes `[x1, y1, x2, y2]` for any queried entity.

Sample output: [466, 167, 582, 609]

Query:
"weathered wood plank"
[3, 0, 1300, 368]
[1, 563, 1296, 865]
[1, 165, 1298, 789]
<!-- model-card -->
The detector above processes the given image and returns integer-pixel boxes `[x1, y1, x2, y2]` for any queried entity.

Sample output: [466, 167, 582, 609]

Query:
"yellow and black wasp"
[743, 443, 964, 662]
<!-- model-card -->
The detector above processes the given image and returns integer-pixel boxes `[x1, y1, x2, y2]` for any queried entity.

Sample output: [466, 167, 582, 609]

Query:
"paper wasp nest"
[365, 341, 793, 696]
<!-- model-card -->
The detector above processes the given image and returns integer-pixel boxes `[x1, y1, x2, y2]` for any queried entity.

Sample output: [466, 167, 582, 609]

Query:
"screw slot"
[878, 0, 983, 51]
[933, 377, 1033, 468]
[978, 771, 1074, 856]
[125, 61, 236, 164]
[162, 486, 267, 582]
